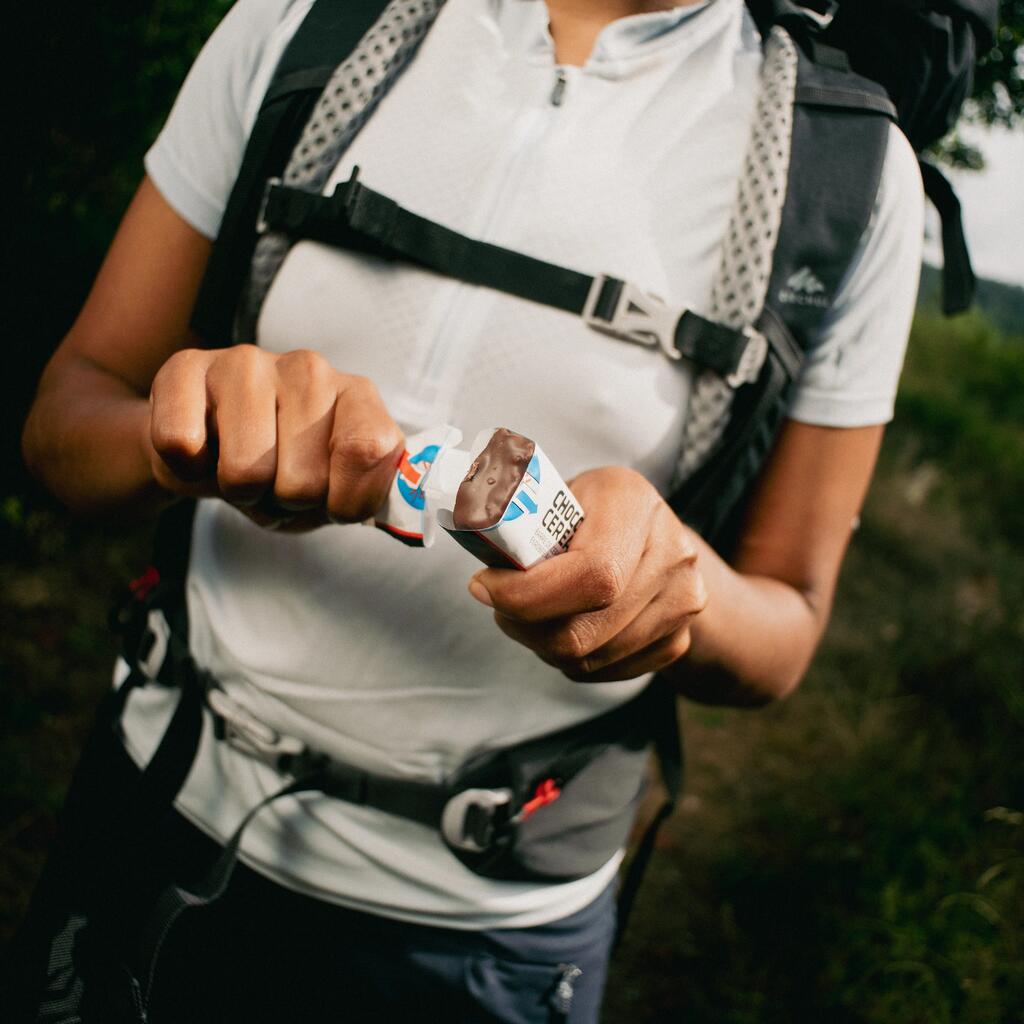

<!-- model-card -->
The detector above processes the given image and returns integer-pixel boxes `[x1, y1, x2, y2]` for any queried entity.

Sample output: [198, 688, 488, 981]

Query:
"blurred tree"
[7, 0, 232, 491]
[973, 0, 1024, 127]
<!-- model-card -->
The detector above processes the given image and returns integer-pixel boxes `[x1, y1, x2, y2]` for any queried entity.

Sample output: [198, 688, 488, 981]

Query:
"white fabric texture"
[131, 0, 924, 929]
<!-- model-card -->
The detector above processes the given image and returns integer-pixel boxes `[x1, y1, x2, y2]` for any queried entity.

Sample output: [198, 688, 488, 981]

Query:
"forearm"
[667, 531, 825, 707]
[22, 351, 167, 516]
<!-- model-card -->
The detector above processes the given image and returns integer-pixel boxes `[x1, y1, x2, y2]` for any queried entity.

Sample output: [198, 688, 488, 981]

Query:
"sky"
[922, 125, 1024, 287]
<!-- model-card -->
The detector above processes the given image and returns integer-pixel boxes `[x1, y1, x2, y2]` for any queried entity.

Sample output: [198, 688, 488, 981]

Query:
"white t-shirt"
[127, 0, 924, 929]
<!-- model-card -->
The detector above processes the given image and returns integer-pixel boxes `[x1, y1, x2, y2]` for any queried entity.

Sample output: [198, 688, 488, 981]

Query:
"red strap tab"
[129, 565, 161, 601]
[519, 778, 562, 821]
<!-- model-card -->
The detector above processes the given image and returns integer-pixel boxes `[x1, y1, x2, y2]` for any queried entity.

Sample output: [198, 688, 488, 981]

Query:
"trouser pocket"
[463, 957, 589, 1024]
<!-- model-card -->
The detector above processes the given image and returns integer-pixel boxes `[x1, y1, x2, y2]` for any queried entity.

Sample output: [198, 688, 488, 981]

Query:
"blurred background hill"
[4, 2, 1023, 1021]
[919, 263, 1024, 336]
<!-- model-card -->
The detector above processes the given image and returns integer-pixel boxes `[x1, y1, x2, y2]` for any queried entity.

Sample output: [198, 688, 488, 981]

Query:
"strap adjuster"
[206, 687, 305, 768]
[726, 326, 769, 388]
[256, 177, 283, 234]
[582, 274, 683, 361]
[137, 609, 171, 682]
[440, 787, 513, 853]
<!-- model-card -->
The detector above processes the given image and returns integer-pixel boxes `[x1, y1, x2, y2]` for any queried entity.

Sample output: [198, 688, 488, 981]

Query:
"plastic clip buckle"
[255, 177, 283, 235]
[792, 0, 837, 31]
[206, 687, 305, 769]
[582, 274, 684, 361]
[440, 788, 513, 853]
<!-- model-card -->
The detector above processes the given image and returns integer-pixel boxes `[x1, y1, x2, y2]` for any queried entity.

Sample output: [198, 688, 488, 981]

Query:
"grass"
[605, 310, 1024, 1022]
[2, 310, 1023, 1021]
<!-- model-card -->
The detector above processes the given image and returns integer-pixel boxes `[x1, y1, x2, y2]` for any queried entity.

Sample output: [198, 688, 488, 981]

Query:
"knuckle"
[342, 373, 378, 399]
[217, 458, 270, 499]
[332, 430, 401, 473]
[211, 344, 266, 386]
[665, 630, 692, 663]
[280, 347, 329, 381]
[274, 473, 328, 510]
[584, 559, 625, 610]
[549, 622, 593, 663]
[691, 575, 709, 614]
[150, 420, 204, 461]
[157, 347, 205, 380]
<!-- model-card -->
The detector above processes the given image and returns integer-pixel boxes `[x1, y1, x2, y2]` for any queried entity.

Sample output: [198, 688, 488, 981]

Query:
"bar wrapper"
[372, 424, 462, 547]
[427, 428, 585, 571]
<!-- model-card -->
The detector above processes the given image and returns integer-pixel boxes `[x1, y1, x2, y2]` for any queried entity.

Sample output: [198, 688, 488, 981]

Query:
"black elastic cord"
[137, 774, 325, 1010]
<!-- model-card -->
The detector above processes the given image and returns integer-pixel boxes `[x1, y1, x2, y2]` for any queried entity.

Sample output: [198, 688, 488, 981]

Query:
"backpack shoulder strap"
[763, 43, 895, 351]
[672, 34, 897, 548]
[190, 0, 393, 345]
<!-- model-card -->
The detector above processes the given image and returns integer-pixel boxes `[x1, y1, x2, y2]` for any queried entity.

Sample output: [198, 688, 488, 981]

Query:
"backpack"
[12, 3, 997, 1020]
[748, 0, 998, 315]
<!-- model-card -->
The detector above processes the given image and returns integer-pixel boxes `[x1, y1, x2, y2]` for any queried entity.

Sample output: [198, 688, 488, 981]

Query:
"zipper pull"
[551, 69, 567, 107]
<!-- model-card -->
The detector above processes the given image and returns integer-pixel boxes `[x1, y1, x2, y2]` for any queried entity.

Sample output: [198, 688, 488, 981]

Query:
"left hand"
[467, 467, 708, 682]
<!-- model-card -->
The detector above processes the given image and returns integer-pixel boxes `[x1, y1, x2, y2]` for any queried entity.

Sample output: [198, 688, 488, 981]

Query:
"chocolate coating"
[453, 428, 536, 531]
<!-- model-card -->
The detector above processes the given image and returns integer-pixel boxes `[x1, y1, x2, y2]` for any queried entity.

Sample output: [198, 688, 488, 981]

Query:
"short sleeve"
[786, 124, 924, 428]
[144, 0, 312, 239]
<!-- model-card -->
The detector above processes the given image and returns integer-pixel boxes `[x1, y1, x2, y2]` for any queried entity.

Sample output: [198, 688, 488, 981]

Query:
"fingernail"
[468, 577, 493, 607]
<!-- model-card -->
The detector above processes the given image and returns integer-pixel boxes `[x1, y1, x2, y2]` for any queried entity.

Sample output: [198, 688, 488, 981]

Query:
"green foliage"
[606, 307, 1024, 1022]
[972, 0, 1024, 128]
[895, 309, 1024, 543]
[5, 0, 233, 486]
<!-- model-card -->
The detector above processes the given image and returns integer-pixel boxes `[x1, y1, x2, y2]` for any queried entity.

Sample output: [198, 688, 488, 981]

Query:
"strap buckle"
[206, 687, 306, 769]
[137, 609, 171, 682]
[440, 787, 513, 853]
[582, 274, 683, 361]
[799, 0, 838, 31]
[255, 177, 283, 235]
[726, 326, 769, 388]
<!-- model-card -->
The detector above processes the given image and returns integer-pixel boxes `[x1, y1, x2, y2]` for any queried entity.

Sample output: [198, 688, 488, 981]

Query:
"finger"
[241, 501, 330, 533]
[563, 598, 699, 675]
[492, 587, 653, 665]
[149, 349, 215, 482]
[562, 628, 694, 684]
[207, 348, 278, 505]
[273, 350, 336, 510]
[471, 468, 656, 622]
[326, 377, 405, 523]
[471, 535, 644, 623]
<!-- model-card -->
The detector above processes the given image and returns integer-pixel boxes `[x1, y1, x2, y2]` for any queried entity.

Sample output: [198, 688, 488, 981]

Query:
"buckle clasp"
[206, 687, 305, 768]
[440, 787, 513, 853]
[582, 274, 683, 361]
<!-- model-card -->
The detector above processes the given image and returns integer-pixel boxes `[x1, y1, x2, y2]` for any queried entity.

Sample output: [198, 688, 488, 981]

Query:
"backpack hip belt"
[114, 573, 681, 887]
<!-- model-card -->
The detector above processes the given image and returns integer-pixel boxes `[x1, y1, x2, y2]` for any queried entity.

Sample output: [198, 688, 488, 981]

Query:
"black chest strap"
[257, 169, 772, 388]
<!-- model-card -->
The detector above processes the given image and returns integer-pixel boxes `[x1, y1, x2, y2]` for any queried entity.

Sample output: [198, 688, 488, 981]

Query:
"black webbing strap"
[918, 159, 976, 315]
[259, 173, 759, 382]
[614, 679, 683, 946]
[285, 749, 449, 829]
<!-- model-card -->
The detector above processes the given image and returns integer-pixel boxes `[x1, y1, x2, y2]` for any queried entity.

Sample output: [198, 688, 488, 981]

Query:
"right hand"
[147, 346, 404, 531]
